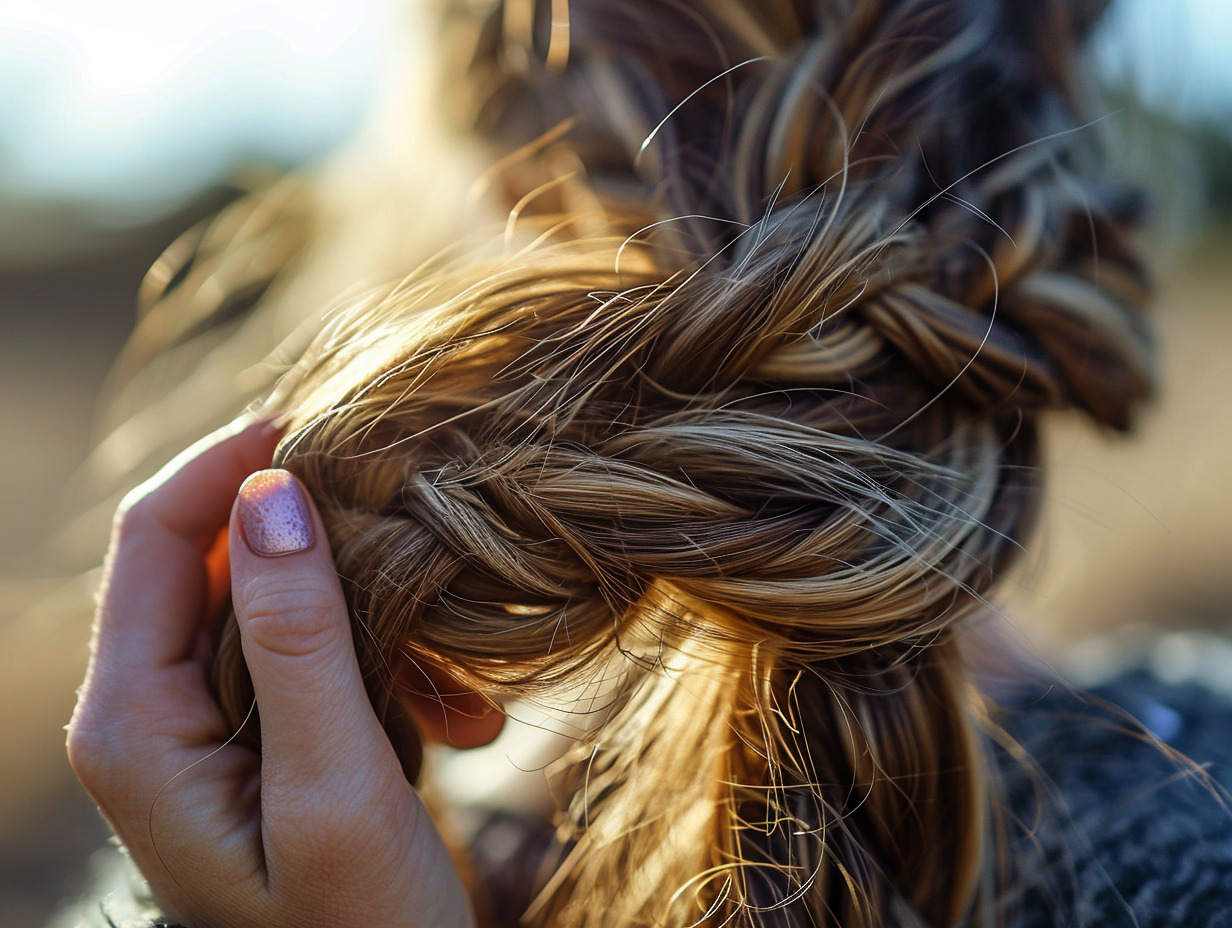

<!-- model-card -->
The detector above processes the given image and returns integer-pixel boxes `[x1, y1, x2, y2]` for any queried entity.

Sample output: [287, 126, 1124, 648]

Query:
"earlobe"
[393, 657, 505, 749]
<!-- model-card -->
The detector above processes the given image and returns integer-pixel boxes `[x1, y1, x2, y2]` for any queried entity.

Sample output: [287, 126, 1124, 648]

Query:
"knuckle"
[113, 487, 154, 537]
[66, 710, 124, 786]
[65, 722, 99, 781]
[109, 490, 163, 556]
[237, 577, 345, 659]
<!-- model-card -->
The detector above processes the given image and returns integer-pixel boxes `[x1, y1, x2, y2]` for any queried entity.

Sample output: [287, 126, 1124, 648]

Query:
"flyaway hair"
[201, 1, 1154, 925]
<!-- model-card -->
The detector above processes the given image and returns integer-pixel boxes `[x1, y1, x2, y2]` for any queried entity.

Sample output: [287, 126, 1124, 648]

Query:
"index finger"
[93, 417, 282, 676]
[120, 416, 283, 544]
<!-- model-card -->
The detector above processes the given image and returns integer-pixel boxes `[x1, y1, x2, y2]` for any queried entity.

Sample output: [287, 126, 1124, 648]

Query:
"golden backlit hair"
[196, 1, 1155, 925]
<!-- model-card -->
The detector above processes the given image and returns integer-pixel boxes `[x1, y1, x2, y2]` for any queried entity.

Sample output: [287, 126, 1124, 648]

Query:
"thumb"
[229, 471, 475, 927]
[229, 469, 394, 784]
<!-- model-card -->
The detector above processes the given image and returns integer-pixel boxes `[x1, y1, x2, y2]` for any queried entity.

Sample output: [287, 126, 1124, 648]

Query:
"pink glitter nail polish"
[237, 470, 315, 557]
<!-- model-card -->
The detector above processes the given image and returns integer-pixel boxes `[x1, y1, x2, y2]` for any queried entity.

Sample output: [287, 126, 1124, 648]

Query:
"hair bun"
[207, 3, 1154, 925]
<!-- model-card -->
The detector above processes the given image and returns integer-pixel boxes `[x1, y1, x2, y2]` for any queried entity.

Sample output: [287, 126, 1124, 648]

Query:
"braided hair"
[210, 2, 1152, 924]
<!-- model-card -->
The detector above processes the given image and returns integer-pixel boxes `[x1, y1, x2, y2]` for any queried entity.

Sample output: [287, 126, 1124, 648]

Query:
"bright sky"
[0, 0, 393, 214]
[1093, 0, 1232, 120]
[0, 0, 1227, 218]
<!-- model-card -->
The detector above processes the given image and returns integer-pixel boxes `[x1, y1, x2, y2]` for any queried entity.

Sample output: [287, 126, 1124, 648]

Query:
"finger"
[228, 470, 398, 793]
[92, 418, 281, 676]
[69, 424, 282, 899]
[71, 420, 281, 840]
[229, 478, 468, 923]
[126, 415, 283, 541]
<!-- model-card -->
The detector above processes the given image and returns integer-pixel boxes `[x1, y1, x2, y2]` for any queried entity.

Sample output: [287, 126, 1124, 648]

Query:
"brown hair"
[206, 1, 1153, 925]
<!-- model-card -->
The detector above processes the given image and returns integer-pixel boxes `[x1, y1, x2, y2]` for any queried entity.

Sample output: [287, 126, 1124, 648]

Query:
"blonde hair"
[201, 1, 1153, 925]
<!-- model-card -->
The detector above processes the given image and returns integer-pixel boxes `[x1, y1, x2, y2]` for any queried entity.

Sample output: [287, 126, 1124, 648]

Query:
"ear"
[393, 657, 506, 749]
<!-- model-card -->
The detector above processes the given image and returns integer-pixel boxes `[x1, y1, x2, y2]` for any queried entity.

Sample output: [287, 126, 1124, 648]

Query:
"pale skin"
[66, 419, 503, 928]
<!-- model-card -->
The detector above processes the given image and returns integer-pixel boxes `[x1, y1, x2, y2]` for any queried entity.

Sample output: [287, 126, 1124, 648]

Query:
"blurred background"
[0, 0, 1229, 924]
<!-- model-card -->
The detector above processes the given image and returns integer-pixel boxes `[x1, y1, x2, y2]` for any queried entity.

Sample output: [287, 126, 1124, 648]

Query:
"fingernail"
[237, 469, 315, 557]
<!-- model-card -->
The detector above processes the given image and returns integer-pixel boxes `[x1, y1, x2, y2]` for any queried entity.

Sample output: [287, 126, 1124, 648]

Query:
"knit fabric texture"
[1001, 671, 1232, 928]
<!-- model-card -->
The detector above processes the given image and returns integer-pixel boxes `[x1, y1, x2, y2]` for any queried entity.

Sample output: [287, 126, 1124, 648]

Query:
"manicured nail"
[237, 469, 315, 557]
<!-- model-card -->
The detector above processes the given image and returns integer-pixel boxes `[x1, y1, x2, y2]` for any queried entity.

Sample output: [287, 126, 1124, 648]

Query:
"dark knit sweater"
[1003, 672, 1232, 927]
[53, 670, 1232, 928]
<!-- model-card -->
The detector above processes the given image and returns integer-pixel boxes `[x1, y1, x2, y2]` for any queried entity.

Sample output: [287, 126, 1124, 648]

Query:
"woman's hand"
[67, 420, 474, 928]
